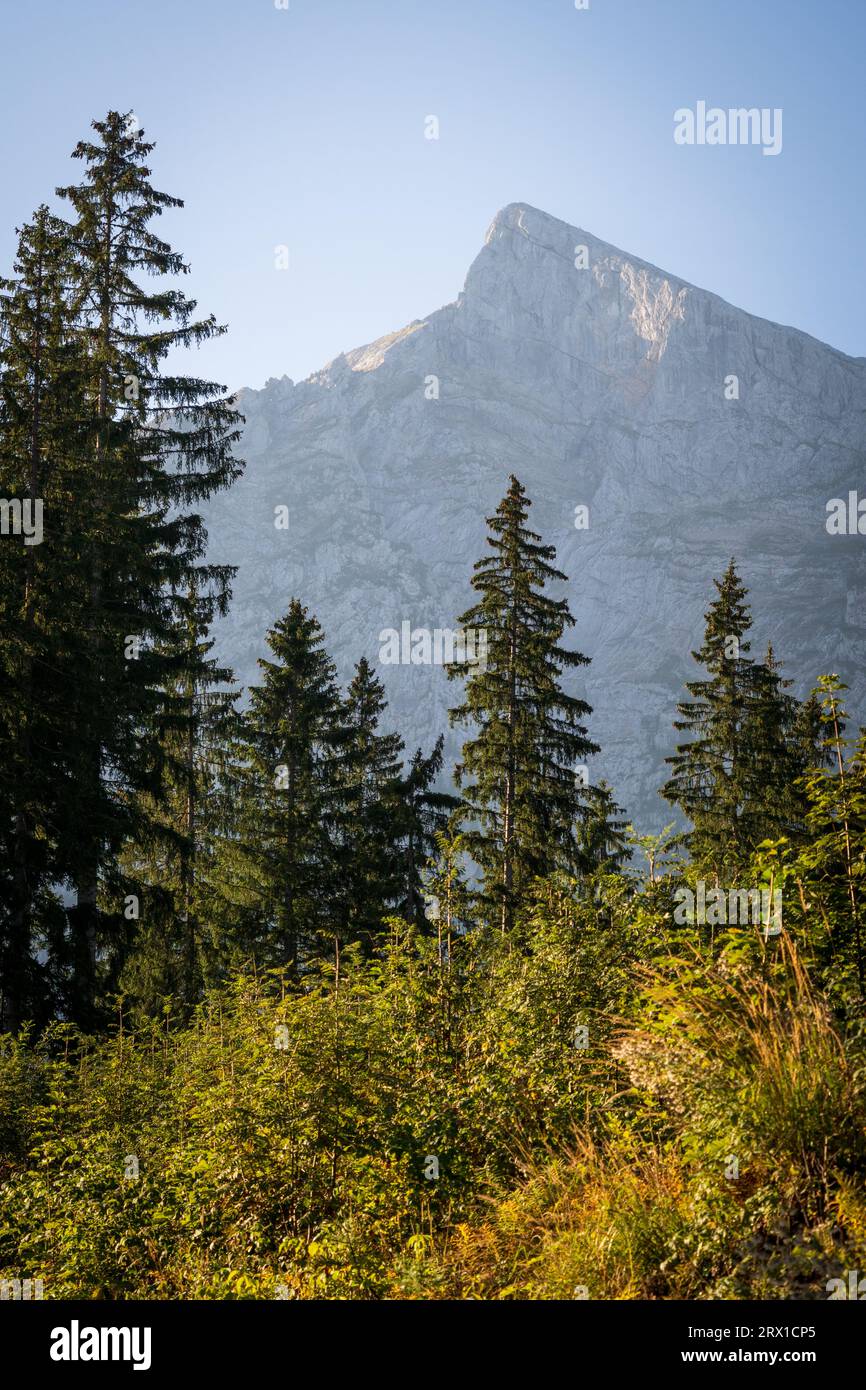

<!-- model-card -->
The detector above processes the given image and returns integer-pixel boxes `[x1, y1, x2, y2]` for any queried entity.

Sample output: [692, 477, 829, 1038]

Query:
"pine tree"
[578, 780, 631, 873]
[52, 111, 243, 1023]
[797, 675, 865, 999]
[662, 560, 755, 879]
[447, 475, 598, 932]
[746, 643, 815, 844]
[115, 584, 240, 1019]
[219, 602, 346, 978]
[334, 658, 406, 953]
[662, 562, 818, 882]
[394, 737, 459, 930]
[0, 206, 89, 1030]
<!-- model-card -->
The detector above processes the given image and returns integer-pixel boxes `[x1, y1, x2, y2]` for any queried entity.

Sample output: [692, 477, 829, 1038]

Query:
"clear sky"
[1, 0, 863, 392]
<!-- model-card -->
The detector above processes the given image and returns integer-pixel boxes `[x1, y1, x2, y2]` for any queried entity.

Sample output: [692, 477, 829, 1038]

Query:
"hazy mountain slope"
[202, 202, 866, 827]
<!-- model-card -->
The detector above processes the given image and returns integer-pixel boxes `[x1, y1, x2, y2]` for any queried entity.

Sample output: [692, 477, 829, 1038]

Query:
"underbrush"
[1, 928, 864, 1300]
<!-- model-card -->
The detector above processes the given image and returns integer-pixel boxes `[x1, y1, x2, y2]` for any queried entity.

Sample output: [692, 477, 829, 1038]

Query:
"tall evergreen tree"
[447, 475, 598, 932]
[662, 560, 762, 880]
[334, 658, 406, 953]
[116, 584, 240, 1019]
[51, 111, 243, 1023]
[578, 780, 632, 873]
[394, 737, 459, 931]
[662, 562, 817, 882]
[0, 206, 89, 1030]
[746, 642, 816, 843]
[219, 602, 346, 977]
[797, 675, 866, 999]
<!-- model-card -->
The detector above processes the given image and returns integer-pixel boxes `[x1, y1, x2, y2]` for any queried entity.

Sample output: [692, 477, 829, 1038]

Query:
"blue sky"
[1, 0, 863, 391]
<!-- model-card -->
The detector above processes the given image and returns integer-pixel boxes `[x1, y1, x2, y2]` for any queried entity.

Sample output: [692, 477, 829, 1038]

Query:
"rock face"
[202, 202, 866, 828]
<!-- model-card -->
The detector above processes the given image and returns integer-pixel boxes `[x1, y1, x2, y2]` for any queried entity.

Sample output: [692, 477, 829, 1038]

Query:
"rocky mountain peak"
[202, 206, 866, 827]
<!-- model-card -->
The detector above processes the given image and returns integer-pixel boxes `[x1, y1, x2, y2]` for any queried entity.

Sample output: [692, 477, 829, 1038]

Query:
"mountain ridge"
[240, 203, 862, 401]
[204, 201, 866, 827]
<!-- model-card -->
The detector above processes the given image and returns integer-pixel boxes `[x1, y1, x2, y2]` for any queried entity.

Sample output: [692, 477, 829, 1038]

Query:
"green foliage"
[662, 561, 811, 882]
[0, 900, 631, 1298]
[0, 112, 243, 1030]
[214, 601, 347, 978]
[448, 475, 598, 931]
[405, 937, 866, 1300]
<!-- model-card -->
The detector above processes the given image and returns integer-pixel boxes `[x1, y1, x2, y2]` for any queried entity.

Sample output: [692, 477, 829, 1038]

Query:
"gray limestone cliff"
[201, 202, 866, 827]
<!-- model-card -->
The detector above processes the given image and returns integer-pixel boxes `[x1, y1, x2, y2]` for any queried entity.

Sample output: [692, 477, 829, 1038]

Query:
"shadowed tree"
[53, 111, 243, 1024]
[448, 475, 598, 932]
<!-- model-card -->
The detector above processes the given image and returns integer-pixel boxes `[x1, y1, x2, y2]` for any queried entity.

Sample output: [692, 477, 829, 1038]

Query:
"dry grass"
[408, 940, 866, 1299]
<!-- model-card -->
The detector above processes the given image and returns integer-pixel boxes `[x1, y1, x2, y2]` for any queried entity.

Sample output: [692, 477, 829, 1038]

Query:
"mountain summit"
[202, 203, 866, 825]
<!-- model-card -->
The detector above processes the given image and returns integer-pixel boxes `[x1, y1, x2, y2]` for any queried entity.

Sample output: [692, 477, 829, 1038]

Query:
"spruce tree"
[662, 562, 812, 881]
[220, 602, 346, 977]
[334, 658, 406, 953]
[52, 111, 243, 1023]
[662, 560, 759, 880]
[746, 643, 813, 843]
[798, 676, 865, 998]
[394, 737, 459, 930]
[447, 475, 598, 932]
[0, 206, 88, 1030]
[578, 780, 631, 873]
[116, 584, 240, 1019]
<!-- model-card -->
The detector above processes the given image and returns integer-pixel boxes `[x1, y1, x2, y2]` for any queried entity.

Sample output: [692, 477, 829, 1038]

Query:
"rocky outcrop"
[202, 202, 866, 827]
